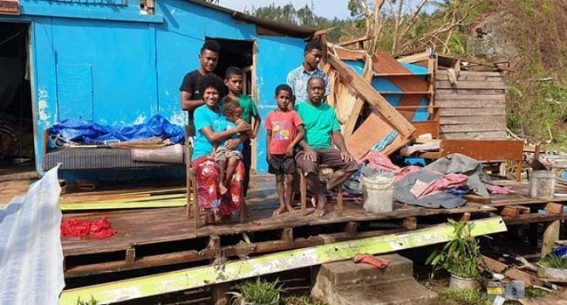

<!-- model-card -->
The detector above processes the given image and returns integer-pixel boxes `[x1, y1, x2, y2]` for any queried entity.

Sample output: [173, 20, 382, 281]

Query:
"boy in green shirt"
[223, 66, 261, 196]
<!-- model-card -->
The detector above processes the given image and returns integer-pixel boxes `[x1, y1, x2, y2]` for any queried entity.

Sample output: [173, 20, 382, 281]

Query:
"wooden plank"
[438, 140, 523, 161]
[59, 217, 507, 305]
[541, 220, 561, 258]
[436, 88, 505, 95]
[440, 123, 507, 133]
[413, 121, 440, 138]
[436, 74, 503, 82]
[345, 111, 405, 159]
[342, 54, 373, 137]
[440, 115, 507, 125]
[441, 131, 507, 140]
[438, 71, 503, 77]
[435, 100, 505, 108]
[436, 80, 506, 90]
[481, 255, 548, 286]
[333, 47, 366, 61]
[440, 108, 505, 116]
[504, 213, 567, 225]
[327, 53, 416, 138]
[436, 93, 506, 101]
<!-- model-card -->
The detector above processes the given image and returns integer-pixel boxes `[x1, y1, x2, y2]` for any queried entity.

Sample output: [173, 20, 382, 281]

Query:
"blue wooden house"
[0, 0, 315, 175]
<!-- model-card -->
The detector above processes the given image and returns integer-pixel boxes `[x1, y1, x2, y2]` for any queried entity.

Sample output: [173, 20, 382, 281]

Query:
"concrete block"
[317, 254, 414, 287]
[312, 254, 438, 305]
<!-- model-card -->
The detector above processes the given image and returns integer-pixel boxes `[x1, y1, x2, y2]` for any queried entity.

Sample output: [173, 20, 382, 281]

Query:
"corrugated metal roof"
[188, 0, 316, 38]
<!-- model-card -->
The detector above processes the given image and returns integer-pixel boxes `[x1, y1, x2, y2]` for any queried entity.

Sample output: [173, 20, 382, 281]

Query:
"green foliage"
[283, 296, 329, 305]
[76, 296, 99, 305]
[426, 219, 481, 278]
[439, 288, 491, 305]
[525, 287, 552, 298]
[539, 253, 567, 269]
[230, 278, 284, 304]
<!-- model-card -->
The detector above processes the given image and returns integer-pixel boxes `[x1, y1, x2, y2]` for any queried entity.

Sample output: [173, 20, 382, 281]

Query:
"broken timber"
[59, 216, 506, 305]
[327, 52, 416, 139]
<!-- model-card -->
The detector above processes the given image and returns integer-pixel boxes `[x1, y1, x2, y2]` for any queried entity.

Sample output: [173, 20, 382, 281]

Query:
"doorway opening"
[209, 37, 254, 95]
[208, 37, 258, 171]
[0, 22, 34, 175]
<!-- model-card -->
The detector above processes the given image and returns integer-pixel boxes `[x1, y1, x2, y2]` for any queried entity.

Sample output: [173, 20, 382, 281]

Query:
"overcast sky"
[219, 0, 352, 20]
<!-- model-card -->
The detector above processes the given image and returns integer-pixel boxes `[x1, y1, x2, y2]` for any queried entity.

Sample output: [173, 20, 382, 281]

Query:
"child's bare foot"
[219, 183, 228, 195]
[310, 197, 317, 208]
[314, 208, 326, 217]
[285, 204, 295, 214]
[273, 206, 286, 216]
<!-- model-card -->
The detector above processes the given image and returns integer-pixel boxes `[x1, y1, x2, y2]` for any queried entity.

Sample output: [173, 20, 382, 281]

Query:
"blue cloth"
[48, 115, 184, 146]
[286, 65, 330, 103]
[193, 105, 225, 160]
[218, 118, 243, 152]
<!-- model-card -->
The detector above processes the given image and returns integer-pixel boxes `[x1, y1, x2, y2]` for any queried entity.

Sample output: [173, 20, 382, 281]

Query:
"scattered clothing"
[485, 184, 516, 194]
[425, 153, 490, 198]
[359, 150, 400, 172]
[394, 169, 467, 209]
[61, 217, 116, 239]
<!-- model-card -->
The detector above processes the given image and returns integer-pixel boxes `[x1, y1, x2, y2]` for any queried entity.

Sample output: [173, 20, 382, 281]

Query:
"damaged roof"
[188, 0, 316, 38]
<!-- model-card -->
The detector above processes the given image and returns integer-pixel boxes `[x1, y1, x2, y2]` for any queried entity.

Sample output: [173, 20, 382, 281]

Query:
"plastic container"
[449, 274, 480, 291]
[528, 170, 555, 199]
[362, 175, 394, 213]
[505, 280, 525, 300]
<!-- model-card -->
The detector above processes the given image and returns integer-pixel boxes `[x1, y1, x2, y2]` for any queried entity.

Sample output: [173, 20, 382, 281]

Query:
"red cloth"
[358, 151, 400, 171]
[192, 156, 244, 216]
[265, 110, 303, 155]
[61, 217, 116, 239]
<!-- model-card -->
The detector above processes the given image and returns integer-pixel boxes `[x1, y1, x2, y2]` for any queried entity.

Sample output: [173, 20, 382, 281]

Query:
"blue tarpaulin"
[48, 115, 184, 146]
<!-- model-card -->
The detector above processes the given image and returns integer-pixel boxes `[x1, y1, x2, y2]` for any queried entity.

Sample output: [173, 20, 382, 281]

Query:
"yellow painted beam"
[59, 217, 506, 305]
[60, 199, 187, 211]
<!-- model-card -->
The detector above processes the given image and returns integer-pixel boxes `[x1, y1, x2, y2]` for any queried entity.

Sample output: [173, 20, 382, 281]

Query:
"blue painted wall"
[2, 0, 306, 174]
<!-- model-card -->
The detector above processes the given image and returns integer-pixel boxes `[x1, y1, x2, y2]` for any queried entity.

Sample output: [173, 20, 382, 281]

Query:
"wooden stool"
[298, 164, 344, 216]
[185, 144, 201, 228]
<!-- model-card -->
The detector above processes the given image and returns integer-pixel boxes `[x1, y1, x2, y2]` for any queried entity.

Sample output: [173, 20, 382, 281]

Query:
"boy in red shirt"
[265, 84, 305, 215]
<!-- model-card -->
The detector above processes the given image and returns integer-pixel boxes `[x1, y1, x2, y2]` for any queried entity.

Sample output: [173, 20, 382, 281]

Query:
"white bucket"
[529, 170, 555, 199]
[362, 175, 394, 213]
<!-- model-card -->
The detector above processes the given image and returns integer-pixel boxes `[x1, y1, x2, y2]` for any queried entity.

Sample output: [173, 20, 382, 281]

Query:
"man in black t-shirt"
[179, 40, 221, 137]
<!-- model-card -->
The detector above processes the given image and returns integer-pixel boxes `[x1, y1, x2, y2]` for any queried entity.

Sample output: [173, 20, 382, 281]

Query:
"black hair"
[307, 76, 326, 87]
[225, 66, 243, 79]
[223, 100, 242, 117]
[200, 39, 221, 54]
[275, 84, 293, 97]
[304, 39, 323, 53]
[198, 73, 225, 97]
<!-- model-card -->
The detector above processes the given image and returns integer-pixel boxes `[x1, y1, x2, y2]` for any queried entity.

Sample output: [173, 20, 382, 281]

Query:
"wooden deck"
[59, 175, 567, 279]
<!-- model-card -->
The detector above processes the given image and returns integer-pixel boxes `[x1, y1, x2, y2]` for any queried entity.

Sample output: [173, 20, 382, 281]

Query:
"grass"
[539, 254, 567, 269]
[75, 296, 98, 305]
[283, 296, 329, 305]
[230, 278, 283, 304]
[439, 288, 491, 305]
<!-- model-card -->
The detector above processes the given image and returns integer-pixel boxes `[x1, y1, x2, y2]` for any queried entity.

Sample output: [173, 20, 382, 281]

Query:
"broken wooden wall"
[324, 45, 416, 159]
[435, 70, 507, 139]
